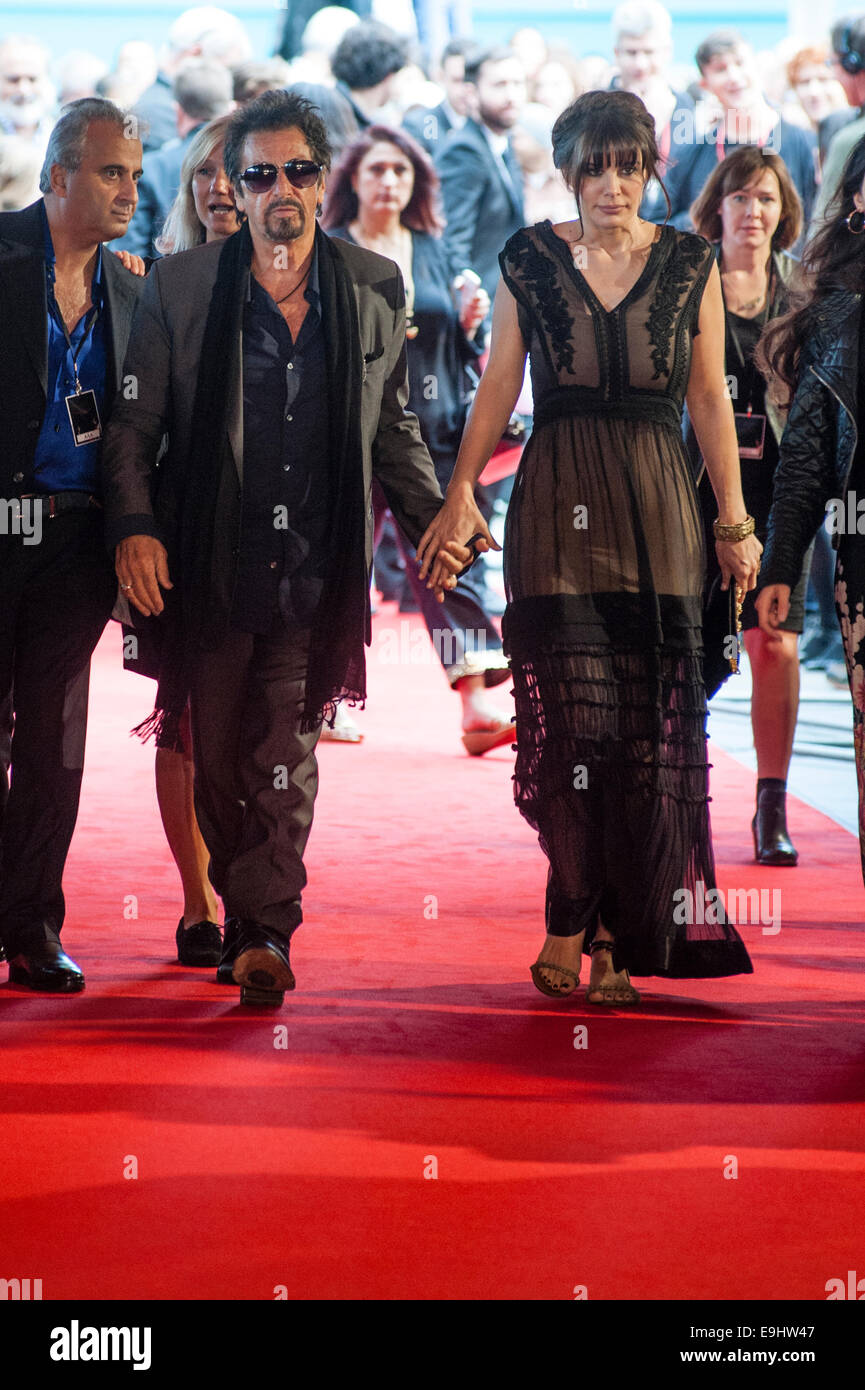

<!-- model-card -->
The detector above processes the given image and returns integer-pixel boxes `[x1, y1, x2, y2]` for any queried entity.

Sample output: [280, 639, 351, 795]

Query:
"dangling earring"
[315, 204, 322, 219]
[845, 207, 865, 234]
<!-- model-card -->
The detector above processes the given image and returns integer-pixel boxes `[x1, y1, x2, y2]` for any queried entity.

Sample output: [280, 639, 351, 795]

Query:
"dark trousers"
[0, 512, 116, 953]
[189, 621, 320, 942]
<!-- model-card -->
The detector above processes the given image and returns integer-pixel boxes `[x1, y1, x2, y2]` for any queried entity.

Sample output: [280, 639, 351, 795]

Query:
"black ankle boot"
[752, 784, 798, 866]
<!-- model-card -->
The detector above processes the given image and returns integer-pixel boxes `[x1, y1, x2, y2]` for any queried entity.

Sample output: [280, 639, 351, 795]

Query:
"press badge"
[65, 389, 102, 446]
[734, 411, 766, 461]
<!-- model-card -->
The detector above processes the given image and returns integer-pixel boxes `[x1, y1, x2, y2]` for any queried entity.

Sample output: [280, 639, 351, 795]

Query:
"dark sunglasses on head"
[239, 160, 322, 192]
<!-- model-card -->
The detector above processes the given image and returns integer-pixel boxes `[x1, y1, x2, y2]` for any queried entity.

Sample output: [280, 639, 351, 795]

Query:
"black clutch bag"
[702, 577, 743, 700]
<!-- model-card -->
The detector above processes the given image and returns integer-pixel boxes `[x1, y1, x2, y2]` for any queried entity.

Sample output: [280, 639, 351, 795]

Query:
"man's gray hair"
[39, 96, 137, 194]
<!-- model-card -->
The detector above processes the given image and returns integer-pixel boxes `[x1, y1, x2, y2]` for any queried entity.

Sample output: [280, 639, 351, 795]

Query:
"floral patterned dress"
[498, 220, 752, 979]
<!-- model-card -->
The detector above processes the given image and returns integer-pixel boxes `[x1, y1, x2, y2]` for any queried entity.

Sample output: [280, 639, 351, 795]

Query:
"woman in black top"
[690, 146, 809, 866]
[758, 133, 865, 891]
[323, 125, 514, 754]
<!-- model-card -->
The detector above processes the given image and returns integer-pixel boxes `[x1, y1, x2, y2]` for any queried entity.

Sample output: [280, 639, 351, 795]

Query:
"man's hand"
[116, 535, 172, 616]
[113, 249, 147, 277]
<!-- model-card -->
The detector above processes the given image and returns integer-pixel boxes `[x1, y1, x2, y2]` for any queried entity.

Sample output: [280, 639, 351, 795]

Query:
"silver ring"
[120, 583, 133, 590]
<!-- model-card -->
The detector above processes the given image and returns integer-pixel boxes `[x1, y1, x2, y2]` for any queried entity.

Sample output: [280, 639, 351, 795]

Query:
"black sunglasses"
[239, 160, 322, 192]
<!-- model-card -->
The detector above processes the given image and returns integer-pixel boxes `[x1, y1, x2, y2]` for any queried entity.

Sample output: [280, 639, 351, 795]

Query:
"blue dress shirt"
[33, 201, 108, 494]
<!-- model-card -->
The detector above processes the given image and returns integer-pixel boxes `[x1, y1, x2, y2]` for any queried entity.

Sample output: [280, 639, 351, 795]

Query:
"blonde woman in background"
[155, 111, 238, 255]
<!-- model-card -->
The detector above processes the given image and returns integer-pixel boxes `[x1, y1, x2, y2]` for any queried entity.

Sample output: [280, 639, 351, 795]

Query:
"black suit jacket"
[0, 200, 143, 497]
[436, 117, 525, 310]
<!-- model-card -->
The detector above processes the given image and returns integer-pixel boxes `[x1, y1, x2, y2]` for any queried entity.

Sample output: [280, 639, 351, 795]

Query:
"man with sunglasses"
[100, 90, 479, 1007]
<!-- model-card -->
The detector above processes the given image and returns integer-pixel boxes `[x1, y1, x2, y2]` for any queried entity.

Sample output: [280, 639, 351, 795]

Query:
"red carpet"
[2, 615, 864, 1301]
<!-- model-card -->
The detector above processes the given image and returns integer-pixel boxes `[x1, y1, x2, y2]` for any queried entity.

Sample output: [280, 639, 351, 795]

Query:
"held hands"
[416, 482, 501, 594]
[116, 535, 173, 616]
[429, 540, 475, 601]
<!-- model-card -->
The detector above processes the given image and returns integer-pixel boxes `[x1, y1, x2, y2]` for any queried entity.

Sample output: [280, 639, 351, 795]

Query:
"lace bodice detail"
[498, 221, 714, 412]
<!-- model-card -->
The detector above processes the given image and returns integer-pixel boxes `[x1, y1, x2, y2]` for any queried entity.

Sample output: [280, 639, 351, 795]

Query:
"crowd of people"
[3, 2, 865, 1009]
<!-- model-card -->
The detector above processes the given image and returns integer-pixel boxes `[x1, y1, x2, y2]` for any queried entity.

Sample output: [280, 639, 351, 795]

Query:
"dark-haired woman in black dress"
[419, 90, 761, 1005]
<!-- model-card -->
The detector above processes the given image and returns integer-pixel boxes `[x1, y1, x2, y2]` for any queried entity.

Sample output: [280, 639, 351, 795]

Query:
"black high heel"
[751, 787, 798, 866]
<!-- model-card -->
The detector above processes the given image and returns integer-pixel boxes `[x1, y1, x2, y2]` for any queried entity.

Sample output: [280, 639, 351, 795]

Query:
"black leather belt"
[15, 492, 102, 517]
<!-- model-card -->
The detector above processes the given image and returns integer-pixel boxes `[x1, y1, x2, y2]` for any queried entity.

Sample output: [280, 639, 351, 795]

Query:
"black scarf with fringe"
[135, 221, 368, 743]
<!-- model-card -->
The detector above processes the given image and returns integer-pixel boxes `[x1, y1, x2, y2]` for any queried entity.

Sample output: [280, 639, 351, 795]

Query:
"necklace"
[721, 268, 768, 315]
[275, 267, 310, 304]
[257, 246, 314, 306]
[731, 292, 764, 312]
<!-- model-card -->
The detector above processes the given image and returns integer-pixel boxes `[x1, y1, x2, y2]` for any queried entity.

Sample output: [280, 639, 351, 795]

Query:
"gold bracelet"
[713, 515, 755, 542]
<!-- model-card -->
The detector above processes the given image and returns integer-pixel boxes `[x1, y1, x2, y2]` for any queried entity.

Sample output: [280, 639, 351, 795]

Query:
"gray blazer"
[101, 232, 445, 600]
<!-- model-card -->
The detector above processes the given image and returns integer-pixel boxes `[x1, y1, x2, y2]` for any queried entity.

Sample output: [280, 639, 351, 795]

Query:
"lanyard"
[58, 302, 100, 395]
[47, 264, 101, 395]
[720, 273, 772, 414]
[658, 120, 671, 164]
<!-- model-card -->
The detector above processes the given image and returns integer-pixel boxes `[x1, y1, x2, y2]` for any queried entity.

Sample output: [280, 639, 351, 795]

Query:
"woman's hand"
[113, 249, 147, 277]
[755, 583, 791, 641]
[715, 533, 763, 593]
[416, 481, 501, 591]
[455, 274, 490, 339]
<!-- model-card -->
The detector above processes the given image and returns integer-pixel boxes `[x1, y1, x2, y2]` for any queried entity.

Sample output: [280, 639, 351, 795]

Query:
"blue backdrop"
[0, 1, 800, 70]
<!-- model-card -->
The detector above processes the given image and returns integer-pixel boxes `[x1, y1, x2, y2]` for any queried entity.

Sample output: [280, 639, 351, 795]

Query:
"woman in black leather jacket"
[757, 134, 865, 885]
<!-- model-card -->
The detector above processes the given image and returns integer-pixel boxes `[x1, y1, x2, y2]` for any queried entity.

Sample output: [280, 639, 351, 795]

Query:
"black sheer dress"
[498, 220, 753, 979]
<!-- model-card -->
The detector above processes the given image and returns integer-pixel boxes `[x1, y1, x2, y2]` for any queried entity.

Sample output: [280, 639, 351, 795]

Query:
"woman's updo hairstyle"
[552, 88, 670, 226]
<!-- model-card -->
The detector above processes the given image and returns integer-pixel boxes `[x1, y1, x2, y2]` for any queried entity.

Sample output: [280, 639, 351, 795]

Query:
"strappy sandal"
[586, 939, 641, 1007]
[530, 959, 580, 998]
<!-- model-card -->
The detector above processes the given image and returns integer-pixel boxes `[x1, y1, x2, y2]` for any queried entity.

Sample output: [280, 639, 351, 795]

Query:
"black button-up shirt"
[232, 245, 331, 634]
